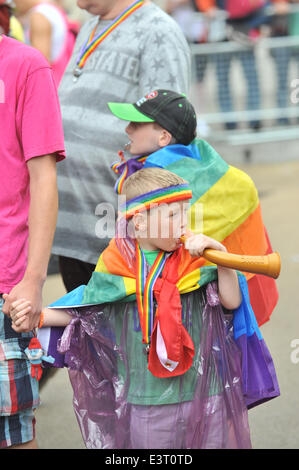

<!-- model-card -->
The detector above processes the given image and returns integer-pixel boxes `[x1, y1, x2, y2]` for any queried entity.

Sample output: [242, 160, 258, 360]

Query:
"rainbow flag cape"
[111, 139, 278, 326]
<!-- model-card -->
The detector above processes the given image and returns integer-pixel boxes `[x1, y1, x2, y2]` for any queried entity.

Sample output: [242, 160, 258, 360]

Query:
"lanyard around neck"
[73, 0, 144, 79]
[136, 243, 168, 345]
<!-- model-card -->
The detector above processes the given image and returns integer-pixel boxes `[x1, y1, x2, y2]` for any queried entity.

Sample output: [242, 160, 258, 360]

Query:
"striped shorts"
[0, 296, 39, 448]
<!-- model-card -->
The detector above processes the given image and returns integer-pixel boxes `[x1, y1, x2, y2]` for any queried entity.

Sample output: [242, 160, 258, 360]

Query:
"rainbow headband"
[121, 184, 192, 219]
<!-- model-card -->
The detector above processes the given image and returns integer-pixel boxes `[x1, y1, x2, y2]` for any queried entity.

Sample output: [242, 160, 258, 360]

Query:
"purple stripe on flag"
[236, 333, 280, 409]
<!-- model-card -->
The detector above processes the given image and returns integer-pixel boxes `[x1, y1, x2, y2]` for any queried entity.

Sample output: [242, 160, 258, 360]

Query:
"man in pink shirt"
[0, 3, 65, 449]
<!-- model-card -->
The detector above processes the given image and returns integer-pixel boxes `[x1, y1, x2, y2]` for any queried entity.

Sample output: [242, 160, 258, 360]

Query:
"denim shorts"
[0, 296, 39, 447]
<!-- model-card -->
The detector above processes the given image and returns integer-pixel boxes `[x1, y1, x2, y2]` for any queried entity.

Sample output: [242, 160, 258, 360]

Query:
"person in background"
[197, 0, 267, 130]
[14, 0, 79, 85]
[165, 0, 209, 82]
[269, 0, 299, 124]
[0, 0, 24, 40]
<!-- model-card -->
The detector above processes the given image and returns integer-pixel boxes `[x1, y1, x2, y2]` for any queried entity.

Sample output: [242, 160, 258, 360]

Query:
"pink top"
[0, 35, 65, 293]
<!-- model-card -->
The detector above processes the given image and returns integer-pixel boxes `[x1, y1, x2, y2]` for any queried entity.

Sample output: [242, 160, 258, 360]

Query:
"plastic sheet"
[58, 282, 251, 449]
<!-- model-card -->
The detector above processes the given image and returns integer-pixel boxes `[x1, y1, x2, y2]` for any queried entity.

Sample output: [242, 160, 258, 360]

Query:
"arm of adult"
[3, 154, 58, 333]
[29, 11, 52, 62]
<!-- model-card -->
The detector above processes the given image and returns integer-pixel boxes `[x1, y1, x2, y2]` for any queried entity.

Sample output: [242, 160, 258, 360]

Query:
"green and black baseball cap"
[108, 89, 197, 146]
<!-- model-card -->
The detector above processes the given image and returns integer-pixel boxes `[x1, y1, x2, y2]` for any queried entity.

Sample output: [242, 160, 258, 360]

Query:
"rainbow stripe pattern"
[111, 154, 147, 194]
[75, 0, 144, 71]
[121, 184, 192, 219]
[136, 245, 167, 344]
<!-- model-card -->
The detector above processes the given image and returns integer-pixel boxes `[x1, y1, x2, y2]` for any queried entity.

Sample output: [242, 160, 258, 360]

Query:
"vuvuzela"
[180, 236, 281, 279]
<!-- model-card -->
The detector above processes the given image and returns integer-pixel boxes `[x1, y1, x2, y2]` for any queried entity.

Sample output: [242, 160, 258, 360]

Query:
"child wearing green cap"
[108, 88, 197, 153]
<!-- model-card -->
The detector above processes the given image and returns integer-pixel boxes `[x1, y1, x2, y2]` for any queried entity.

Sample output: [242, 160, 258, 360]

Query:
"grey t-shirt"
[52, 2, 191, 264]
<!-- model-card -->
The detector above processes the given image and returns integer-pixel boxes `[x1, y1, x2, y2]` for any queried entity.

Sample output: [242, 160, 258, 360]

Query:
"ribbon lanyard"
[73, 0, 144, 79]
[111, 152, 148, 194]
[136, 243, 168, 345]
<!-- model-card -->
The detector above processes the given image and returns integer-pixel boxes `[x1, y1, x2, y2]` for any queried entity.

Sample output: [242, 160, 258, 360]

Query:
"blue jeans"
[271, 46, 299, 110]
[214, 49, 261, 127]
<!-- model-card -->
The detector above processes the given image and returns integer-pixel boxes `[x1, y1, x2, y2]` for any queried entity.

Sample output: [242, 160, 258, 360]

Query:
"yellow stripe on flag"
[95, 255, 109, 273]
[176, 268, 201, 294]
[123, 277, 137, 297]
[193, 166, 259, 242]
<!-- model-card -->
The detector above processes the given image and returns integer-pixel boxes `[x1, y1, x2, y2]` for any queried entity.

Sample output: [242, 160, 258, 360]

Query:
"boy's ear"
[158, 129, 173, 148]
[132, 212, 147, 234]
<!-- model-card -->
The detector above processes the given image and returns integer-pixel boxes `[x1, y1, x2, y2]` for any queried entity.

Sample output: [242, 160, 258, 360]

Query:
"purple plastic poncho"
[51, 283, 251, 449]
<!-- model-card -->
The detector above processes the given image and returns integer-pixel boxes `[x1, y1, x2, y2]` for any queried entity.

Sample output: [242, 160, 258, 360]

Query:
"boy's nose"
[125, 123, 131, 135]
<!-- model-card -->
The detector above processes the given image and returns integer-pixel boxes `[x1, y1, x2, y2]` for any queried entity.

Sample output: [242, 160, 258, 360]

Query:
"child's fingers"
[11, 302, 31, 324]
[14, 314, 30, 327]
[185, 236, 205, 256]
[11, 317, 30, 333]
[184, 235, 198, 249]
[10, 299, 31, 311]
[11, 300, 32, 314]
[188, 249, 203, 257]
[14, 305, 31, 319]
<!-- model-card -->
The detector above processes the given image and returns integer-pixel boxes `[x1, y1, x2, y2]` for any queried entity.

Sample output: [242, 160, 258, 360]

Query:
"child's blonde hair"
[121, 167, 187, 201]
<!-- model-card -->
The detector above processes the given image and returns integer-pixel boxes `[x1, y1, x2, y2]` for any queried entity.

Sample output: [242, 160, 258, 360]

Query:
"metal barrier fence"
[187, 6, 299, 148]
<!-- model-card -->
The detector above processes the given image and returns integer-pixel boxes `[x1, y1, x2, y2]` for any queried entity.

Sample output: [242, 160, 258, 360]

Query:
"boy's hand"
[184, 233, 227, 258]
[5, 296, 33, 333]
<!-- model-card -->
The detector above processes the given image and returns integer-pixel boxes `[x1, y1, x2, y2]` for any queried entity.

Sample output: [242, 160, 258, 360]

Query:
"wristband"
[38, 311, 44, 329]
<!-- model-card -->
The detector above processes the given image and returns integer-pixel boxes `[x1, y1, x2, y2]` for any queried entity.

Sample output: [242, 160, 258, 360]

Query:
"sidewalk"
[35, 159, 299, 449]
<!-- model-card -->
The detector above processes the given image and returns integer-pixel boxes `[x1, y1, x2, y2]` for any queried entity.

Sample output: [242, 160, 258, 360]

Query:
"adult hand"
[2, 277, 43, 333]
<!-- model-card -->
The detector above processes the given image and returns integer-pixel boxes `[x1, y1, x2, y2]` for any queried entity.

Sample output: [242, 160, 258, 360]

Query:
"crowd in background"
[3, 0, 299, 131]
[164, 0, 299, 129]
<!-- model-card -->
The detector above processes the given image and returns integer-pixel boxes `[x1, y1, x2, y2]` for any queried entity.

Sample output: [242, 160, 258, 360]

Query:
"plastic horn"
[180, 236, 281, 279]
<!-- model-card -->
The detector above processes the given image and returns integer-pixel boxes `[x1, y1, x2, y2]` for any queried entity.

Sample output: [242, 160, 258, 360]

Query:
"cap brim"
[108, 102, 154, 122]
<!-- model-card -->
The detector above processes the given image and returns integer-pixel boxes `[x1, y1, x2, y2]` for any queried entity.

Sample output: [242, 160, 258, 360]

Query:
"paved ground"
[35, 157, 299, 449]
